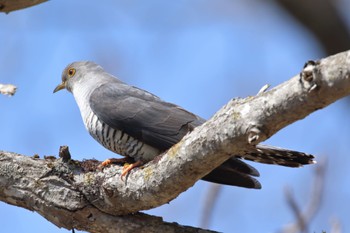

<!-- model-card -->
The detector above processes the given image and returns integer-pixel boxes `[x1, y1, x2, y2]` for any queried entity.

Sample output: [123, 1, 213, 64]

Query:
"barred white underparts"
[84, 108, 160, 162]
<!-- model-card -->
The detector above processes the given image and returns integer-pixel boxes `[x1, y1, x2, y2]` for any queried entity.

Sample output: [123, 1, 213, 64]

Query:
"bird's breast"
[72, 88, 161, 161]
[81, 107, 160, 162]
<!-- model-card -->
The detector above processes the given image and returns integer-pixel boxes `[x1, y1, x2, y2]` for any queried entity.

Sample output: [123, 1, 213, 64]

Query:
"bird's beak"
[53, 81, 66, 93]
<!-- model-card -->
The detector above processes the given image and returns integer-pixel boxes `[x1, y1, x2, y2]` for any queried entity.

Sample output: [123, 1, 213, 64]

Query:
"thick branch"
[0, 151, 215, 233]
[1, 50, 350, 231]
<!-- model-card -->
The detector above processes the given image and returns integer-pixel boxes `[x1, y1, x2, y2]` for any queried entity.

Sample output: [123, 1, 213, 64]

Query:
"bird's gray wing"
[90, 80, 264, 188]
[89, 81, 205, 150]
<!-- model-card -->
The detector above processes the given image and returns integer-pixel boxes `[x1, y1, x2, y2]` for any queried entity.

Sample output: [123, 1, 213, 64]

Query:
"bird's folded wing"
[89, 81, 205, 151]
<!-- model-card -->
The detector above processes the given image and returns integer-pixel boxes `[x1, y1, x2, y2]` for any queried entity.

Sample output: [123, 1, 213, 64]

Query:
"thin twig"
[279, 158, 327, 233]
[200, 183, 222, 229]
[0, 83, 17, 96]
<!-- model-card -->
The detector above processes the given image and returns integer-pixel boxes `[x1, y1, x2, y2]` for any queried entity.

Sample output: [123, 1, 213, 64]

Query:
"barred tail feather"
[240, 144, 316, 167]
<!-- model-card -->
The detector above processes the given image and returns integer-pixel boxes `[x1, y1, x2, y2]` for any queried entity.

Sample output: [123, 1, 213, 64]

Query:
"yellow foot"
[121, 161, 142, 180]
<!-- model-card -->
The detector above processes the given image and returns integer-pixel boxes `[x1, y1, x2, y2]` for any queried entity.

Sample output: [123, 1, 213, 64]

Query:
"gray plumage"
[54, 61, 315, 189]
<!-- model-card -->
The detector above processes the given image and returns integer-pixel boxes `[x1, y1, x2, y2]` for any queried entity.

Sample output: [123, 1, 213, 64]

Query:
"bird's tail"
[201, 157, 262, 189]
[202, 145, 315, 188]
[239, 144, 316, 167]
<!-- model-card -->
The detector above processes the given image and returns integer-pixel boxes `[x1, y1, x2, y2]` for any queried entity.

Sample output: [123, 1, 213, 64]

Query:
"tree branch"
[200, 184, 222, 229]
[0, 151, 216, 233]
[276, 0, 350, 55]
[278, 158, 327, 233]
[1, 50, 350, 231]
[0, 83, 17, 96]
[0, 0, 47, 13]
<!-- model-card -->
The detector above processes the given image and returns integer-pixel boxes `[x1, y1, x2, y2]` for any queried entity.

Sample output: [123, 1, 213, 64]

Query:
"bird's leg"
[121, 160, 143, 179]
[98, 157, 134, 170]
[98, 157, 142, 179]
[102, 157, 129, 166]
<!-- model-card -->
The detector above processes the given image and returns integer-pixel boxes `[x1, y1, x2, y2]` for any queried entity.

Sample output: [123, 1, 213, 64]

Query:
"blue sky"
[1, 1, 349, 232]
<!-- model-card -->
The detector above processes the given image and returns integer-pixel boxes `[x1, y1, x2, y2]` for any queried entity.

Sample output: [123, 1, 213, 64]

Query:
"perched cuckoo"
[54, 61, 315, 189]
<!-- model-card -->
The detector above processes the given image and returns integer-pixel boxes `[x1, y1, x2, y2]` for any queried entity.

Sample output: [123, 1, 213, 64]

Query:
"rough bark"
[1, 50, 350, 232]
[0, 152, 215, 232]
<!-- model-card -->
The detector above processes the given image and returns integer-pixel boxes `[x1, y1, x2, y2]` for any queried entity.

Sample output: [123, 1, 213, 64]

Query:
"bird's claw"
[121, 161, 142, 180]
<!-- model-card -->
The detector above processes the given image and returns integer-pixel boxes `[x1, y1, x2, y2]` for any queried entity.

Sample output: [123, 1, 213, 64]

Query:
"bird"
[53, 61, 315, 189]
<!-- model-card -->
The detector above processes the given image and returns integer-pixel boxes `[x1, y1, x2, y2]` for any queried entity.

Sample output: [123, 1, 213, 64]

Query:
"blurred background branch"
[278, 159, 327, 233]
[200, 184, 222, 229]
[276, 0, 350, 55]
[0, 0, 47, 13]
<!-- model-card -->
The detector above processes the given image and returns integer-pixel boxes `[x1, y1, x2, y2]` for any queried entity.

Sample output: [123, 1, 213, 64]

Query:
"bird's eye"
[67, 68, 76, 77]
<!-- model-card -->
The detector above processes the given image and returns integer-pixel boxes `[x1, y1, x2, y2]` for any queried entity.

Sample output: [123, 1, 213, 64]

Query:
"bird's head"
[53, 61, 104, 93]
